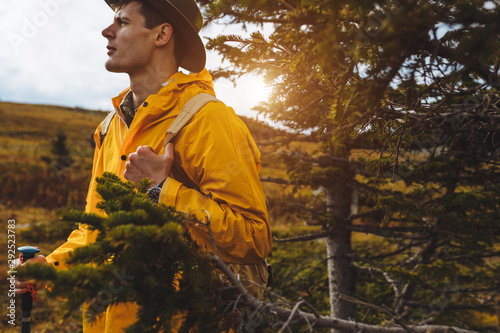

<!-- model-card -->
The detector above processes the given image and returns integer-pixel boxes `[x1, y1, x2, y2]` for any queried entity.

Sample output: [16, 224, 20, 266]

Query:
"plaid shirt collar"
[119, 90, 136, 127]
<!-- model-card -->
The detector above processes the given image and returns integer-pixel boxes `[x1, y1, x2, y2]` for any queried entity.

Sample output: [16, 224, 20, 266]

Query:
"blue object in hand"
[18, 246, 40, 333]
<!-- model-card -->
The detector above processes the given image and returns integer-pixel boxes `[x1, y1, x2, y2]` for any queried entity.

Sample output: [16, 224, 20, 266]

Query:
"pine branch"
[405, 298, 498, 312]
[274, 211, 422, 243]
[438, 251, 500, 262]
[367, 241, 427, 261]
[425, 40, 500, 85]
[419, 283, 500, 295]
[348, 225, 431, 240]
[260, 176, 291, 185]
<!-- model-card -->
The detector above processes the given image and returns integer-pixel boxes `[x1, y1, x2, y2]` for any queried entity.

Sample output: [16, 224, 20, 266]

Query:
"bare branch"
[278, 300, 306, 333]
[338, 294, 415, 333]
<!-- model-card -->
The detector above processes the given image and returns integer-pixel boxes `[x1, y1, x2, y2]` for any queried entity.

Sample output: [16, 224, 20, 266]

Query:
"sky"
[0, 0, 272, 119]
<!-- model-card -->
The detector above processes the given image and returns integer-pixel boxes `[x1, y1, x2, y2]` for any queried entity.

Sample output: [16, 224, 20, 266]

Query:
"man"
[15, 0, 272, 331]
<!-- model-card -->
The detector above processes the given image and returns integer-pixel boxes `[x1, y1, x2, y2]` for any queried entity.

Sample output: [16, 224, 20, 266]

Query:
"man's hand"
[14, 255, 49, 295]
[124, 143, 174, 186]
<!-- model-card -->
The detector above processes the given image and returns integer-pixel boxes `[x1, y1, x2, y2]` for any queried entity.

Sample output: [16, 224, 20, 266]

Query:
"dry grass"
[0, 102, 102, 331]
[0, 206, 82, 332]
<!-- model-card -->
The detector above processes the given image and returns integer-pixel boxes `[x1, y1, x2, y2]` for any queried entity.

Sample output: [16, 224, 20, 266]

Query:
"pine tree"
[18, 173, 227, 332]
[198, 0, 500, 330]
[50, 130, 72, 167]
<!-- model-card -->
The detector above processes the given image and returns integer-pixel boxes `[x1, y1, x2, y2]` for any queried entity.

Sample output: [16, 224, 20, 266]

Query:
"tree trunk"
[326, 182, 356, 332]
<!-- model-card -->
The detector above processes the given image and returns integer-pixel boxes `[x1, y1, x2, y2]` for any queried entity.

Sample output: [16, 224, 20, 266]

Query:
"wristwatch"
[147, 179, 165, 204]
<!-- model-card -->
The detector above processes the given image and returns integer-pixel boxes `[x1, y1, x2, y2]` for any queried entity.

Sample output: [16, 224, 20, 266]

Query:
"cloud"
[0, 0, 271, 119]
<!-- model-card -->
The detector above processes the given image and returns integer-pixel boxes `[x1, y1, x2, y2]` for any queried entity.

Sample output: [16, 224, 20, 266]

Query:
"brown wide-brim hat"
[104, 0, 206, 73]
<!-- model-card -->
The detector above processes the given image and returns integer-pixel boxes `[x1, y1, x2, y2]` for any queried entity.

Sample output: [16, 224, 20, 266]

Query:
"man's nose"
[102, 24, 115, 39]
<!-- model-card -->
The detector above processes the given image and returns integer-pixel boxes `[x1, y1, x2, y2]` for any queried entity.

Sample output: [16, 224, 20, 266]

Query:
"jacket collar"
[111, 68, 215, 114]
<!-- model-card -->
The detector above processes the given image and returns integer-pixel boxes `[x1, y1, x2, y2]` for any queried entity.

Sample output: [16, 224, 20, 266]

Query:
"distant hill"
[0, 101, 292, 162]
[0, 102, 105, 141]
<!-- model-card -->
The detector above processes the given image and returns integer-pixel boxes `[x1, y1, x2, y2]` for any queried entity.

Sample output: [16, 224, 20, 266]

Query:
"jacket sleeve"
[158, 102, 272, 264]
[45, 225, 87, 270]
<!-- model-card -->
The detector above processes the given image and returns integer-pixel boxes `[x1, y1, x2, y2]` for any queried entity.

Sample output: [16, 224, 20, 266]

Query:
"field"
[0, 102, 106, 331]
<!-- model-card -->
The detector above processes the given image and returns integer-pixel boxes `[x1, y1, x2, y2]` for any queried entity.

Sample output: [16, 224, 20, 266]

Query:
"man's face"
[102, 1, 157, 75]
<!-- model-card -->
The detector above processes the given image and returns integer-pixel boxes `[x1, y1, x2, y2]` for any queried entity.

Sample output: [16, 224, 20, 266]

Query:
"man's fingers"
[164, 142, 174, 155]
[128, 152, 137, 163]
[128, 146, 154, 164]
[13, 258, 21, 267]
[11, 255, 48, 296]
[14, 282, 43, 295]
[123, 165, 136, 182]
[124, 144, 175, 185]
[137, 145, 154, 155]
[14, 288, 29, 295]
[163, 143, 174, 164]
[15, 279, 26, 287]
[30, 255, 47, 264]
[14, 279, 29, 295]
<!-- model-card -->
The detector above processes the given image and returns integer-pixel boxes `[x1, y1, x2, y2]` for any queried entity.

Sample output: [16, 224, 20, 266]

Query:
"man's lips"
[107, 46, 116, 55]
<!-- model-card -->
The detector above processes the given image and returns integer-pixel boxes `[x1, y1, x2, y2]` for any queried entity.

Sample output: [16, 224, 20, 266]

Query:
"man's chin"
[104, 61, 125, 73]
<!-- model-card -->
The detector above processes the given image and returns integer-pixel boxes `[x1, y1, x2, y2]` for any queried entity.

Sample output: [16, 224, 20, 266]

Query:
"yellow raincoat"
[46, 69, 272, 332]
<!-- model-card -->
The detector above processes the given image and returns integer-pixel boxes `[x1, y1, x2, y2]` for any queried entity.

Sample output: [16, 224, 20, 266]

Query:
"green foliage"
[268, 229, 329, 315]
[18, 213, 79, 245]
[18, 172, 226, 332]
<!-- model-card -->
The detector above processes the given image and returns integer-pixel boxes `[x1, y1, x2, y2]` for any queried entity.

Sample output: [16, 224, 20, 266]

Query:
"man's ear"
[156, 23, 173, 47]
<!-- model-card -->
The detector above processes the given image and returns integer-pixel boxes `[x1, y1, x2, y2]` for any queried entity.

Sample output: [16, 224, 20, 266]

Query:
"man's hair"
[113, 0, 186, 66]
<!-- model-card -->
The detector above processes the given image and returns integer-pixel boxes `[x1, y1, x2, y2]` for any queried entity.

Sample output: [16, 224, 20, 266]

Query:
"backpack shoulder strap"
[163, 93, 218, 146]
[165, 93, 218, 192]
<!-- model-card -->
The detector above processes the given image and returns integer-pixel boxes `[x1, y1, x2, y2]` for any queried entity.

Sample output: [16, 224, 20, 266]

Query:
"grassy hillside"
[0, 102, 106, 331]
[0, 103, 104, 163]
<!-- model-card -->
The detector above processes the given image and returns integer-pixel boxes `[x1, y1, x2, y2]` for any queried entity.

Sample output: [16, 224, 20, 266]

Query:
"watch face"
[148, 186, 161, 204]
